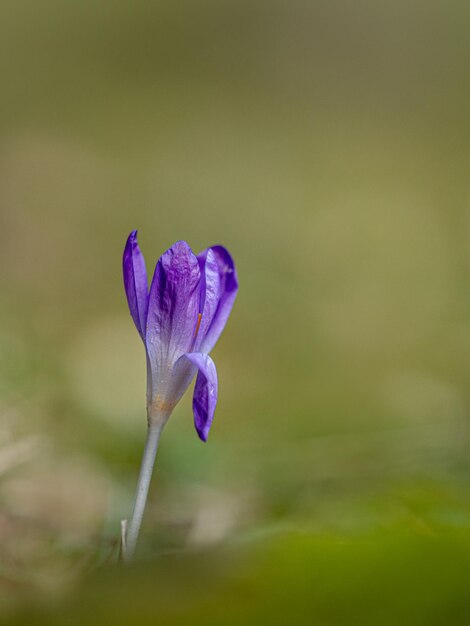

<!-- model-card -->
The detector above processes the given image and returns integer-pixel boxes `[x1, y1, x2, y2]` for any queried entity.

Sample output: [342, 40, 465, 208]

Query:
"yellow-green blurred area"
[1, 0, 470, 623]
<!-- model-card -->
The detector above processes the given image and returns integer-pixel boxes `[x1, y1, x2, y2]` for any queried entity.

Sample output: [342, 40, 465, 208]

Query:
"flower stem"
[124, 422, 163, 561]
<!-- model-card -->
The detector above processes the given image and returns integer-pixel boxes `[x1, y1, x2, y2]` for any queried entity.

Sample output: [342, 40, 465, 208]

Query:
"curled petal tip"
[183, 352, 218, 442]
[197, 429, 209, 443]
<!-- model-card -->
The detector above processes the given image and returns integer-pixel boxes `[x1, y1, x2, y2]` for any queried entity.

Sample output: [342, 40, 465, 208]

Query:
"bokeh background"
[1, 0, 470, 623]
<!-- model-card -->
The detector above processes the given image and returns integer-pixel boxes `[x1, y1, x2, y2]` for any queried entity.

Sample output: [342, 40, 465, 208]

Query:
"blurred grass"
[1, 0, 470, 622]
[6, 528, 470, 626]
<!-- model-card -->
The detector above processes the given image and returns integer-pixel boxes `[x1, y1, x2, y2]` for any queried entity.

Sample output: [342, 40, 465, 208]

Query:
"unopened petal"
[197, 246, 238, 354]
[195, 248, 221, 350]
[146, 241, 201, 369]
[123, 230, 149, 341]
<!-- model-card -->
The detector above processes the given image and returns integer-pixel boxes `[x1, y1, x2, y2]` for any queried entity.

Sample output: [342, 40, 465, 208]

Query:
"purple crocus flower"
[121, 231, 238, 559]
[123, 231, 238, 439]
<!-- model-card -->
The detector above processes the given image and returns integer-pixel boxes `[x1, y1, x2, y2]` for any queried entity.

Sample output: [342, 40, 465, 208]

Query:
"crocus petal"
[123, 230, 149, 341]
[197, 246, 238, 354]
[183, 352, 218, 442]
[146, 241, 201, 369]
[195, 248, 221, 350]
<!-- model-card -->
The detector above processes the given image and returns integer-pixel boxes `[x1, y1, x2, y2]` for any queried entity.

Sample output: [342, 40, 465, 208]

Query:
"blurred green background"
[1, 0, 470, 623]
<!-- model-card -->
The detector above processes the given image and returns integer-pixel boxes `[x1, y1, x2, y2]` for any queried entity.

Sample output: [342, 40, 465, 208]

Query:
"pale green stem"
[124, 422, 163, 561]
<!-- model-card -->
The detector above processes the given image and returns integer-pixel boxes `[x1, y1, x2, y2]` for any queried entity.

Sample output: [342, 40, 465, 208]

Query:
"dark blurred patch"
[5, 529, 470, 625]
